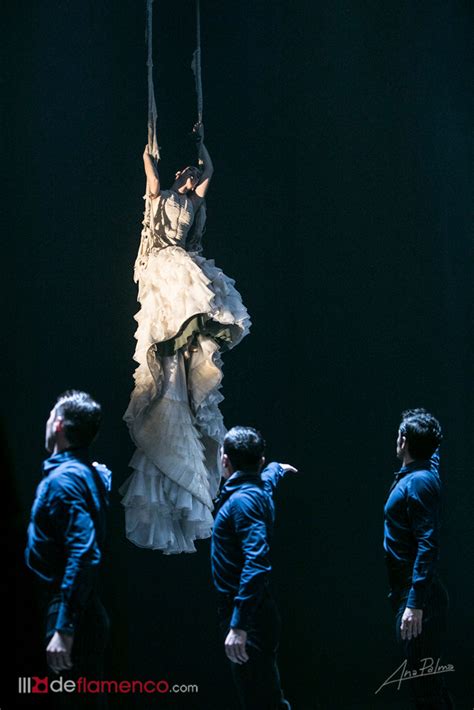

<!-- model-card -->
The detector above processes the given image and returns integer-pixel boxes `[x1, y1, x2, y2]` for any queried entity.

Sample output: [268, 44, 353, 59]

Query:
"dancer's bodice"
[149, 190, 195, 250]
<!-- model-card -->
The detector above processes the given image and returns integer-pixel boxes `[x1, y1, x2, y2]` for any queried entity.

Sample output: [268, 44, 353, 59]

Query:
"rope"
[191, 0, 203, 126]
[138, 0, 206, 274]
[146, 0, 159, 160]
[188, 0, 207, 253]
[136, 0, 159, 279]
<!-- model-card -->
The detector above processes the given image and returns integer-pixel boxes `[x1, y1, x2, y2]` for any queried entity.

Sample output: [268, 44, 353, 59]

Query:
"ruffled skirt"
[121, 246, 250, 553]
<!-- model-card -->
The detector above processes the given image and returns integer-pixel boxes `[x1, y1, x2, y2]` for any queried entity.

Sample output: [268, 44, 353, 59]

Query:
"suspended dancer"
[121, 35, 250, 552]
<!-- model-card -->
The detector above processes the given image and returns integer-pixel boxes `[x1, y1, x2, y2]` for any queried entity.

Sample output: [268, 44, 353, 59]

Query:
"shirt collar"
[214, 470, 262, 510]
[42, 447, 90, 476]
[394, 459, 432, 482]
[222, 470, 262, 492]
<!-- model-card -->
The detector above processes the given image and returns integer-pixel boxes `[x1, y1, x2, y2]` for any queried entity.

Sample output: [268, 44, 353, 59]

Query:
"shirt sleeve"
[261, 462, 287, 496]
[48, 473, 102, 634]
[406, 474, 440, 608]
[230, 493, 271, 631]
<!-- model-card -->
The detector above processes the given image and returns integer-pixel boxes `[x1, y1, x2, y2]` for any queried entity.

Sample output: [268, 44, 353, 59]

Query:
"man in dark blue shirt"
[384, 408, 453, 709]
[211, 426, 297, 710]
[25, 391, 111, 706]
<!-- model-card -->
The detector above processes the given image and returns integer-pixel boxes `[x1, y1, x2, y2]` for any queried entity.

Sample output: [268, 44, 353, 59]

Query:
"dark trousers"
[389, 572, 454, 710]
[218, 590, 290, 710]
[45, 591, 110, 709]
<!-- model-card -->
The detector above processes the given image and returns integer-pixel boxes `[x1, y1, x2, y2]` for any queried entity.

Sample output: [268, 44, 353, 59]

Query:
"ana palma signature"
[375, 657, 455, 695]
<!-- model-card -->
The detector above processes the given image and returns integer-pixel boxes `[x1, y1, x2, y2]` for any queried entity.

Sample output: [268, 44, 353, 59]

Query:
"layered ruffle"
[120, 449, 214, 554]
[192, 254, 251, 350]
[122, 245, 250, 553]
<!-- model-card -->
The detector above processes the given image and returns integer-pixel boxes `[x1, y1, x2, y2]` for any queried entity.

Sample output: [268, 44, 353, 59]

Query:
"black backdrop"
[4, 1, 473, 708]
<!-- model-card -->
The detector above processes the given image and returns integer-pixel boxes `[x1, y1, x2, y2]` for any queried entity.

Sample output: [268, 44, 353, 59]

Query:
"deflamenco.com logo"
[18, 677, 199, 695]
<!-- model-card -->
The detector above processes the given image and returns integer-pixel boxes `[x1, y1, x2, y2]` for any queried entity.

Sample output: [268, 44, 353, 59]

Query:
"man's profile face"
[45, 407, 57, 453]
[220, 449, 232, 480]
[396, 429, 405, 460]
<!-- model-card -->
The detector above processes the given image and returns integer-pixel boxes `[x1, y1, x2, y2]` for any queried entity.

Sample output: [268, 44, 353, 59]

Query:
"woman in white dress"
[121, 123, 251, 553]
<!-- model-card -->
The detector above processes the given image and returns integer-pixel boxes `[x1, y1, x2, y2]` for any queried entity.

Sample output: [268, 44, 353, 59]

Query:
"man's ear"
[222, 453, 230, 469]
[54, 417, 64, 434]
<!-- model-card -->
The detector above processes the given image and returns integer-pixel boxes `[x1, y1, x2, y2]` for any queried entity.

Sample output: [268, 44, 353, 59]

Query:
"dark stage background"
[4, 1, 473, 708]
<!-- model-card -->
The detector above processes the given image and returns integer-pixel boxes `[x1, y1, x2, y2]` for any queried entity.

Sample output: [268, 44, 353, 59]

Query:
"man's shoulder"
[46, 460, 95, 497]
[407, 468, 441, 496]
[409, 467, 439, 481]
[229, 484, 269, 513]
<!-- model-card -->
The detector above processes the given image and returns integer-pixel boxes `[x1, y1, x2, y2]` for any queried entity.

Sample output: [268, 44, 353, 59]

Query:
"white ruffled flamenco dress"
[121, 189, 250, 553]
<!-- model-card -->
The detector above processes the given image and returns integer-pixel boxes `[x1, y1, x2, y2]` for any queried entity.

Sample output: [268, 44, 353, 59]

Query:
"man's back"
[211, 426, 295, 710]
[26, 449, 111, 585]
[211, 462, 287, 632]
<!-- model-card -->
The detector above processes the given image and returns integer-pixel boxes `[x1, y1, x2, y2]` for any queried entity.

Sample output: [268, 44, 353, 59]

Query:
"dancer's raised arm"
[193, 122, 213, 198]
[143, 146, 160, 198]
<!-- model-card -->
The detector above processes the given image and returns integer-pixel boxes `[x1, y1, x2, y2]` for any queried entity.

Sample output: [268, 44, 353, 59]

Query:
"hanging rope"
[146, 0, 159, 160]
[138, 0, 206, 269]
[136, 0, 160, 279]
[187, 0, 207, 255]
[191, 0, 203, 126]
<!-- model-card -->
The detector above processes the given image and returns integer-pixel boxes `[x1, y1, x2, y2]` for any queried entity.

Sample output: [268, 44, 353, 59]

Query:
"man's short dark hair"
[399, 408, 443, 460]
[54, 390, 102, 448]
[223, 426, 265, 472]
